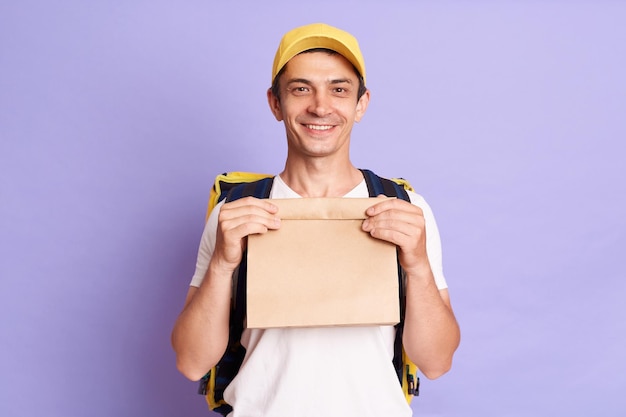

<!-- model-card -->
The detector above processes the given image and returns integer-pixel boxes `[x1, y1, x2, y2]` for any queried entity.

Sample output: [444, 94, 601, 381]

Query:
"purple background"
[2, 1, 625, 416]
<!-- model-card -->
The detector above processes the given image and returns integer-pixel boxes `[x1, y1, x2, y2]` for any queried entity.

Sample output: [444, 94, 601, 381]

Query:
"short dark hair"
[270, 48, 367, 102]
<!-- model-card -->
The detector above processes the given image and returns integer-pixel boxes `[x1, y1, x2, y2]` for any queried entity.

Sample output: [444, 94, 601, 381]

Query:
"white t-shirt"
[190, 175, 447, 417]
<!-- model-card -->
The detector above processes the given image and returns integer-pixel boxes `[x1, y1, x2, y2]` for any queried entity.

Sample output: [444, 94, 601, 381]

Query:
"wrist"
[207, 257, 238, 282]
[403, 259, 434, 282]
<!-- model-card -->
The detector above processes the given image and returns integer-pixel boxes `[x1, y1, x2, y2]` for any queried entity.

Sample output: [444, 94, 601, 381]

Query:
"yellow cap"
[271, 23, 366, 85]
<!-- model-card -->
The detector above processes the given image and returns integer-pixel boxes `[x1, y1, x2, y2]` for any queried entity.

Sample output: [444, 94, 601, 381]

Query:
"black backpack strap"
[225, 177, 275, 204]
[225, 176, 275, 342]
[360, 168, 410, 201]
[203, 176, 275, 417]
[359, 168, 412, 387]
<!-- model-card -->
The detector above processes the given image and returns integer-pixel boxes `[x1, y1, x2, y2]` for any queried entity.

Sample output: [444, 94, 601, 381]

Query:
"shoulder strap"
[225, 176, 275, 204]
[207, 172, 273, 221]
[226, 176, 275, 340]
[201, 176, 275, 417]
[360, 168, 410, 201]
[359, 169, 419, 399]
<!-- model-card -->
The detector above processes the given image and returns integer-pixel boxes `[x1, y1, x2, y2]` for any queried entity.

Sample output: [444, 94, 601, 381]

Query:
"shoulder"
[406, 189, 427, 206]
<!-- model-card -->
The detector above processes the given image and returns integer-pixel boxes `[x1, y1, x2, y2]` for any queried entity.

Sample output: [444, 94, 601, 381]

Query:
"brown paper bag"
[246, 197, 400, 329]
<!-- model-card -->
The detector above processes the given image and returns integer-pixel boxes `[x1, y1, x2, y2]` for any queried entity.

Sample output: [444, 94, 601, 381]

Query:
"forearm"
[171, 263, 232, 381]
[402, 265, 460, 380]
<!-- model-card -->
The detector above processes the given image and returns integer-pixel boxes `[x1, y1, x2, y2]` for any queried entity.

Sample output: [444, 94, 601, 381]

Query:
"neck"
[279, 158, 363, 198]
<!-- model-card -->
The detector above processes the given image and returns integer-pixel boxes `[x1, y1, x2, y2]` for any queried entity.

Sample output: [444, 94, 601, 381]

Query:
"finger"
[366, 197, 422, 217]
[363, 206, 424, 234]
[364, 218, 420, 241]
[367, 226, 413, 247]
[220, 200, 281, 228]
[220, 211, 282, 235]
[222, 196, 279, 215]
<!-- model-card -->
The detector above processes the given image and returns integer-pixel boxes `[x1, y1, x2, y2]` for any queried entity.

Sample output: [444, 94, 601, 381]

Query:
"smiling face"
[267, 51, 370, 161]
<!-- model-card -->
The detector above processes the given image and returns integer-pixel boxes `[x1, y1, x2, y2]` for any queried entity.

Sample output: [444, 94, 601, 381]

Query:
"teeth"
[307, 125, 333, 131]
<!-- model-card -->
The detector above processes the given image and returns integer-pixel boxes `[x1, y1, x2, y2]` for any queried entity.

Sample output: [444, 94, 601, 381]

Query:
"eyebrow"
[285, 78, 354, 87]
[330, 78, 353, 85]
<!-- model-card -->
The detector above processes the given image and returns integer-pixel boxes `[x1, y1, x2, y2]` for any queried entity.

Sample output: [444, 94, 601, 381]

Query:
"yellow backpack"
[198, 170, 420, 415]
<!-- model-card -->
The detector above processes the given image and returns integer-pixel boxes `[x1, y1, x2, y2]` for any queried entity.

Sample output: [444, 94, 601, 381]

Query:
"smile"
[306, 125, 334, 131]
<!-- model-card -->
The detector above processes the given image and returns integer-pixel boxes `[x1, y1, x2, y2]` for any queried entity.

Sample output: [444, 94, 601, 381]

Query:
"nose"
[308, 90, 332, 117]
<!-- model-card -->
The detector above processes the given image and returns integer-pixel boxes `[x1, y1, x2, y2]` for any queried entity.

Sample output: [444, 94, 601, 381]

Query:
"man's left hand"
[362, 196, 430, 276]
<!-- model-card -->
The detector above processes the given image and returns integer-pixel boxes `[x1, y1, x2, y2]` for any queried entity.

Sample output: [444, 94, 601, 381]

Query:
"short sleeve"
[189, 200, 224, 287]
[408, 191, 447, 290]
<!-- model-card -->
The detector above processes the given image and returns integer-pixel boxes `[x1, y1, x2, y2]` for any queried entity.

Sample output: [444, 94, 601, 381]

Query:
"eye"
[288, 85, 310, 96]
[333, 86, 351, 96]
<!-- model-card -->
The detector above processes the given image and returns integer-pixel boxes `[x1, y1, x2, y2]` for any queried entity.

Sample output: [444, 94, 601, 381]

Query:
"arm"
[362, 197, 460, 379]
[171, 197, 281, 381]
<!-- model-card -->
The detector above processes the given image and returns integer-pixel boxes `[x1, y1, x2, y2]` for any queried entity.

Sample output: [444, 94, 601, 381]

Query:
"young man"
[172, 23, 460, 416]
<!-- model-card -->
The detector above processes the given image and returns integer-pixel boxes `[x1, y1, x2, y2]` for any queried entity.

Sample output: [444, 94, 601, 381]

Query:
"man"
[172, 23, 460, 416]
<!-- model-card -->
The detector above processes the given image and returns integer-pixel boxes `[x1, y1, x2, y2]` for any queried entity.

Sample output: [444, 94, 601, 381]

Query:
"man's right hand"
[210, 197, 281, 274]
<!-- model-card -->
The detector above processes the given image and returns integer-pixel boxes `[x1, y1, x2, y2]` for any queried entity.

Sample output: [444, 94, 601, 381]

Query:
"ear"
[267, 88, 283, 121]
[354, 89, 370, 122]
